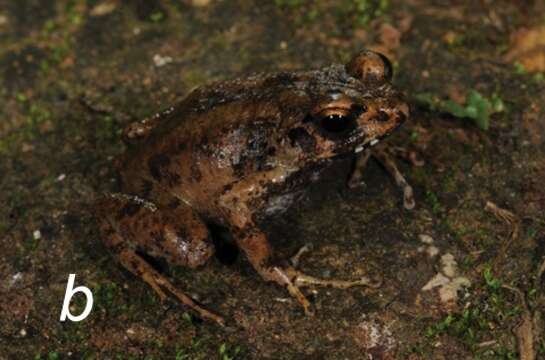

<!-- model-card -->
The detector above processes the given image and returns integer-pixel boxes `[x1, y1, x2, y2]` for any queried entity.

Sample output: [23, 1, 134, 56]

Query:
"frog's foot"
[289, 268, 381, 289]
[349, 147, 415, 210]
[269, 244, 381, 314]
[289, 244, 381, 289]
[118, 247, 225, 326]
[270, 265, 380, 315]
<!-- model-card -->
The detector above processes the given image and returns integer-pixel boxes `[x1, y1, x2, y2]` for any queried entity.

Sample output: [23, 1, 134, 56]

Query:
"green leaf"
[442, 100, 468, 118]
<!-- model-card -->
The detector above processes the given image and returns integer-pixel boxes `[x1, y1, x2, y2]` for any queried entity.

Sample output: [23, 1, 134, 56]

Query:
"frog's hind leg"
[349, 147, 415, 210]
[95, 193, 225, 326]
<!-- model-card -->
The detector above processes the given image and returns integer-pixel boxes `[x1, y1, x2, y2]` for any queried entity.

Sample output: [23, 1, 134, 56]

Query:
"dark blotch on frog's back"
[148, 154, 171, 181]
[288, 127, 316, 153]
[190, 157, 203, 183]
[140, 179, 154, 198]
[234, 121, 276, 176]
[115, 201, 142, 221]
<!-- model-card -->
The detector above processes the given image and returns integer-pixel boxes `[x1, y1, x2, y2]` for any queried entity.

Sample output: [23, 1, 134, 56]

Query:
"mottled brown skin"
[96, 50, 409, 325]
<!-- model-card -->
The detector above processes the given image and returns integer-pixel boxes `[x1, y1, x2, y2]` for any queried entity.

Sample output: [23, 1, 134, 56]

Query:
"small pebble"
[90, 2, 117, 16]
[418, 234, 434, 244]
[191, 0, 211, 6]
[441, 253, 458, 278]
[426, 245, 440, 257]
[153, 54, 173, 67]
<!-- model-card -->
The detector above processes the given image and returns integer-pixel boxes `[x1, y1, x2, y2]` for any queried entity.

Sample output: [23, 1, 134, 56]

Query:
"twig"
[502, 285, 535, 360]
[484, 201, 520, 269]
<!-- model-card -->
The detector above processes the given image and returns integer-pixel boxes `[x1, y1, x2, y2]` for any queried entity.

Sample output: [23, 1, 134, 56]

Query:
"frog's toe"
[287, 244, 382, 290]
[291, 270, 382, 290]
[114, 246, 225, 326]
[154, 274, 226, 327]
[290, 243, 314, 268]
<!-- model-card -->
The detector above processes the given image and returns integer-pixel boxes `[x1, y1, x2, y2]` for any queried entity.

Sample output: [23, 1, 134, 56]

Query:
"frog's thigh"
[97, 194, 214, 269]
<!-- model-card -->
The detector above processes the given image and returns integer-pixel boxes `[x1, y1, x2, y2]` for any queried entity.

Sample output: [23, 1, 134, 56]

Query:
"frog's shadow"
[207, 223, 239, 265]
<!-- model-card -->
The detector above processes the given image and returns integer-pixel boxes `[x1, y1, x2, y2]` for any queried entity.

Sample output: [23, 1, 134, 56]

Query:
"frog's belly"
[258, 161, 329, 218]
[261, 191, 304, 218]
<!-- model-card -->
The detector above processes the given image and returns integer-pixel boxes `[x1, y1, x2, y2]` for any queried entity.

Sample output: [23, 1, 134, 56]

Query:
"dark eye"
[320, 113, 351, 133]
[317, 108, 358, 135]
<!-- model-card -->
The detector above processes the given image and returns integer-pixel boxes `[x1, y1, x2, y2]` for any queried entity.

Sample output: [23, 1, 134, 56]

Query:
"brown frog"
[96, 50, 412, 326]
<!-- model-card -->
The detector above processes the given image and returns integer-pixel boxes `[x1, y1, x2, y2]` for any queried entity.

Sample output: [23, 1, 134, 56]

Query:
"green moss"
[424, 267, 521, 356]
[415, 90, 505, 131]
[532, 72, 545, 83]
[183, 70, 211, 90]
[95, 115, 122, 145]
[425, 190, 444, 215]
[441, 171, 457, 193]
[513, 62, 527, 75]
[150, 11, 165, 23]
[93, 281, 129, 316]
[275, 0, 388, 30]
[274, 0, 306, 8]
[335, 0, 389, 28]
[219, 342, 242, 360]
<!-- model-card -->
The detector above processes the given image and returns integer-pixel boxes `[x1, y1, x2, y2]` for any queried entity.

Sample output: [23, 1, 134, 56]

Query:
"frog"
[95, 50, 413, 326]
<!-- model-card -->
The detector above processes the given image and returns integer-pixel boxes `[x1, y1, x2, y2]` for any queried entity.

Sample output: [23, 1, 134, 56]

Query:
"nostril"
[350, 104, 367, 118]
[398, 103, 409, 119]
[376, 110, 390, 122]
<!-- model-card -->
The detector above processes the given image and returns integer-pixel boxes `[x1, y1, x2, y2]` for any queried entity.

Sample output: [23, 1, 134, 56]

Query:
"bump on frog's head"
[290, 50, 408, 158]
[345, 49, 393, 85]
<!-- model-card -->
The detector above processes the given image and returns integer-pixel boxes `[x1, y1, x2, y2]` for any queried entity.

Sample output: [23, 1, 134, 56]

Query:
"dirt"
[1, 0, 544, 359]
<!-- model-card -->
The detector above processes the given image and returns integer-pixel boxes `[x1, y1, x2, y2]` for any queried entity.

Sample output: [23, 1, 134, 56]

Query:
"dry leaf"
[505, 25, 545, 72]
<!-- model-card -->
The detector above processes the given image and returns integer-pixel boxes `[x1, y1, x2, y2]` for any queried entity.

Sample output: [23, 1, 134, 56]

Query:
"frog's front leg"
[95, 193, 224, 326]
[231, 222, 378, 314]
[218, 172, 378, 315]
[349, 146, 415, 210]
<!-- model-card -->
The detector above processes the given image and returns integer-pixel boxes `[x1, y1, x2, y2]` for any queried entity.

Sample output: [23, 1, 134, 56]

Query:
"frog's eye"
[346, 50, 393, 83]
[316, 108, 358, 135]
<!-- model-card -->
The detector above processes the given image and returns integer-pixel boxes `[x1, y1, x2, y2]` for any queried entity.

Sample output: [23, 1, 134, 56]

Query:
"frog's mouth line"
[354, 138, 380, 153]
[353, 119, 403, 154]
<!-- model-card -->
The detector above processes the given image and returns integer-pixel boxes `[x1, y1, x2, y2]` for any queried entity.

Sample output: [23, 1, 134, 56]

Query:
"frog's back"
[115, 70, 312, 203]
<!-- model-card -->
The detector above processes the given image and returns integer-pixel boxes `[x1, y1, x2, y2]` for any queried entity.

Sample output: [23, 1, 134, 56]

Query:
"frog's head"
[288, 50, 408, 160]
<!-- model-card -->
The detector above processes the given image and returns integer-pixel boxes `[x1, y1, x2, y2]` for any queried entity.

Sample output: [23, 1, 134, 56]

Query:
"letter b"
[59, 274, 94, 322]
